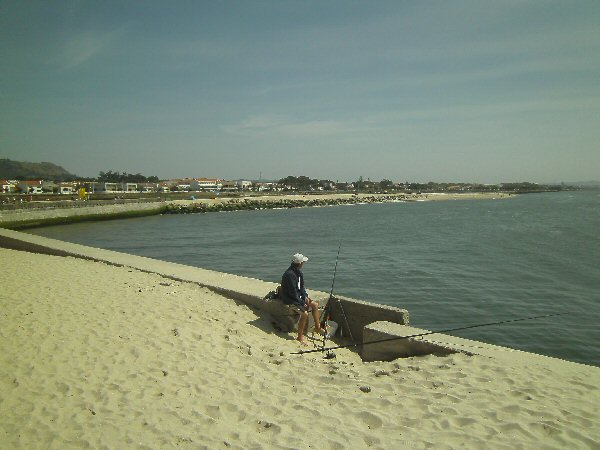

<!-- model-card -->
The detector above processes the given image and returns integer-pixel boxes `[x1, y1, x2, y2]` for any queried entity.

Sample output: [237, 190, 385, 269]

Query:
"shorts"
[288, 303, 306, 314]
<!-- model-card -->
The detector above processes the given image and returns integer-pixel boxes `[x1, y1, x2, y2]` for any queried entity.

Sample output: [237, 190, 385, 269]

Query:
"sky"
[1, 0, 599, 183]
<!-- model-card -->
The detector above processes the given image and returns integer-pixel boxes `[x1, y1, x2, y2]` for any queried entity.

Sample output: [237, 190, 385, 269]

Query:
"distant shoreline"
[0, 191, 514, 230]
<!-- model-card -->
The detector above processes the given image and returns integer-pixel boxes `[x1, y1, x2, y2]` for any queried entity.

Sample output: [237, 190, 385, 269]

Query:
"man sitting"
[280, 253, 325, 345]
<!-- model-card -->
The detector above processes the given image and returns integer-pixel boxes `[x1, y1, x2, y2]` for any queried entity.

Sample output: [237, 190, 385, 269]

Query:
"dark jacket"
[281, 264, 307, 310]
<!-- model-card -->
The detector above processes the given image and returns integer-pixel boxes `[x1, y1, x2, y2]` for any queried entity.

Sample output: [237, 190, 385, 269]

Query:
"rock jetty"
[164, 194, 410, 214]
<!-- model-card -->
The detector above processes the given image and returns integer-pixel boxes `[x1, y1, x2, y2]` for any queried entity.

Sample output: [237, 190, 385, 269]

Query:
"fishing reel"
[324, 350, 336, 359]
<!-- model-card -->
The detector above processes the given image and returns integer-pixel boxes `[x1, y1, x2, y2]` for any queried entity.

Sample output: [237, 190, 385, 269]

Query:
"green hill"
[0, 159, 76, 181]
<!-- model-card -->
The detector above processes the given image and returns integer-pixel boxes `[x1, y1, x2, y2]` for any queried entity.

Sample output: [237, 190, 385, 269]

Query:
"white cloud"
[367, 93, 600, 126]
[222, 114, 372, 137]
[367, 54, 600, 93]
[57, 28, 125, 70]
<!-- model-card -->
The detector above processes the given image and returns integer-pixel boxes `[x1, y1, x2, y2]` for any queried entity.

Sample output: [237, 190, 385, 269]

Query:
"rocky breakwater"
[163, 194, 410, 214]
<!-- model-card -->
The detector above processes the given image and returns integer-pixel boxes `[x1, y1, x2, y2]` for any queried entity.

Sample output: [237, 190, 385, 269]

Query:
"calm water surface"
[29, 191, 600, 366]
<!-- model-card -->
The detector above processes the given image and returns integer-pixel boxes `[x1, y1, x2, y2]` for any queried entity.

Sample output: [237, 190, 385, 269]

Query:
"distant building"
[139, 182, 158, 193]
[123, 183, 138, 193]
[190, 178, 222, 191]
[58, 182, 77, 195]
[0, 179, 15, 193]
[221, 180, 252, 191]
[17, 180, 43, 194]
[253, 182, 283, 192]
[174, 179, 192, 191]
[96, 182, 122, 193]
[158, 181, 174, 192]
[84, 181, 98, 193]
[41, 180, 58, 192]
[95, 182, 157, 193]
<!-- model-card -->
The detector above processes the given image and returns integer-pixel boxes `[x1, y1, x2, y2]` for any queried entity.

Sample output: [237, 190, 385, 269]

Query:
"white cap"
[292, 253, 308, 264]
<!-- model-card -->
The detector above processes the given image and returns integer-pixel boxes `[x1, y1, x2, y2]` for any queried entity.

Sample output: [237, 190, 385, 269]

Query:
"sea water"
[28, 191, 600, 366]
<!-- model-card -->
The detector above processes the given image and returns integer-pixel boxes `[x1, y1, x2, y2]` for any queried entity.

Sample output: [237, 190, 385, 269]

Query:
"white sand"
[1, 248, 598, 449]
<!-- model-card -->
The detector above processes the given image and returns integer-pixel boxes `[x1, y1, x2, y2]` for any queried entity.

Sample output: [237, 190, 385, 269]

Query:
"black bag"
[263, 285, 281, 301]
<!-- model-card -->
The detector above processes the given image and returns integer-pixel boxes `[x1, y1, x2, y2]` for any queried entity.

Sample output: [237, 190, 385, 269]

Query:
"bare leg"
[310, 300, 324, 333]
[297, 311, 309, 345]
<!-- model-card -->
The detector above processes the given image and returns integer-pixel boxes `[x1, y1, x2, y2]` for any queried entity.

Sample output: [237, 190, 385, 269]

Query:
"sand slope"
[1, 248, 599, 449]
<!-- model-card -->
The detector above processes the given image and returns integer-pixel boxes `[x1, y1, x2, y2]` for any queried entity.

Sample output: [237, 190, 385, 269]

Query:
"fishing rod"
[314, 242, 355, 358]
[329, 242, 342, 300]
[314, 243, 340, 354]
[320, 242, 354, 340]
[318, 242, 341, 327]
[293, 312, 564, 356]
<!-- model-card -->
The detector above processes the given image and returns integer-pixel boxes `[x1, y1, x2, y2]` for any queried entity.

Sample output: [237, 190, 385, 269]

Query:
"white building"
[96, 182, 122, 193]
[190, 178, 222, 191]
[123, 183, 138, 193]
[17, 180, 43, 194]
[58, 182, 77, 195]
[221, 180, 253, 191]
[175, 179, 192, 191]
[254, 182, 282, 192]
[0, 180, 15, 193]
[139, 182, 158, 193]
[158, 181, 173, 192]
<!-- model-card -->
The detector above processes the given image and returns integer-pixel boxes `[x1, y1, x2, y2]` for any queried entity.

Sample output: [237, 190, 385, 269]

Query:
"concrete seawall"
[1, 207, 582, 366]
[0, 201, 166, 229]
[0, 228, 410, 353]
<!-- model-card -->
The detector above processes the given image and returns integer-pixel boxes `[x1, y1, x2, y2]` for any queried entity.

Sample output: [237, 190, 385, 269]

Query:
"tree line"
[278, 176, 572, 193]
[97, 171, 159, 183]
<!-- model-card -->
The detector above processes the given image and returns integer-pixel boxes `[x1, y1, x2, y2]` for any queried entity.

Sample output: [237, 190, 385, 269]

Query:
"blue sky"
[1, 1, 599, 183]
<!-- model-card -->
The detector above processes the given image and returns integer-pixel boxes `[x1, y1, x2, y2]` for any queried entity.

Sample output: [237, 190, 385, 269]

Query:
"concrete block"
[362, 322, 463, 362]
[325, 295, 409, 342]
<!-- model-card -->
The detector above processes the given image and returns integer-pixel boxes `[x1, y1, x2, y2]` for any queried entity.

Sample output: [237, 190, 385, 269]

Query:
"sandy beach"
[1, 247, 599, 449]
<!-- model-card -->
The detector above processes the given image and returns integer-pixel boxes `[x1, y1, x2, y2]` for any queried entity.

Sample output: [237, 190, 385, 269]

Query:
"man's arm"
[281, 270, 304, 308]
